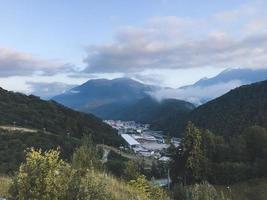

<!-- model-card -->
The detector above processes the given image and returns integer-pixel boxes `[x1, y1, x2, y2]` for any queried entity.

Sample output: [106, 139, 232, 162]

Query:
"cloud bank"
[26, 81, 77, 99]
[83, 2, 267, 74]
[0, 47, 72, 77]
[149, 80, 243, 105]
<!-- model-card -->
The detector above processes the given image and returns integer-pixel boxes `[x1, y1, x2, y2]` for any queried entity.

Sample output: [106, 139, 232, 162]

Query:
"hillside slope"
[190, 80, 267, 136]
[113, 97, 195, 136]
[0, 87, 122, 146]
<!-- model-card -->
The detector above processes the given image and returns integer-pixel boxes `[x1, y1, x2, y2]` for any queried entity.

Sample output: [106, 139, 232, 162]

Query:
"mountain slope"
[0, 87, 122, 146]
[109, 96, 195, 136]
[190, 68, 267, 88]
[189, 80, 267, 136]
[52, 78, 195, 136]
[53, 78, 156, 118]
[175, 68, 267, 104]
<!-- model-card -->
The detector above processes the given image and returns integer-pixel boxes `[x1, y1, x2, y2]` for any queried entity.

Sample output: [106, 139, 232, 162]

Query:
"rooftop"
[121, 134, 140, 146]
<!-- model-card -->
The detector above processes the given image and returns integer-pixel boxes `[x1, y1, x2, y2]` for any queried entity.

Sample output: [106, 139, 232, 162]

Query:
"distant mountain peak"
[52, 77, 159, 117]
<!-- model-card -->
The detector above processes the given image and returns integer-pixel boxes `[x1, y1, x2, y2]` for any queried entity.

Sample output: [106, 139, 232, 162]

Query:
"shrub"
[9, 148, 72, 200]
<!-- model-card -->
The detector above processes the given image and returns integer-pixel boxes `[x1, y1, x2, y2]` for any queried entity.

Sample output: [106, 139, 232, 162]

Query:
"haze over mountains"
[151, 68, 267, 104]
[50, 67, 267, 136]
[189, 79, 267, 137]
[53, 68, 267, 114]
[53, 78, 158, 117]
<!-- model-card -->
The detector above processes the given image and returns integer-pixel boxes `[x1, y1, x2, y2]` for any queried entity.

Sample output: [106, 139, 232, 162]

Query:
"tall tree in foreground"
[171, 122, 206, 185]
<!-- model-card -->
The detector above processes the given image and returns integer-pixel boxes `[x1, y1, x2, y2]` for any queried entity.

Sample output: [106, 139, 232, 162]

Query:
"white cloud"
[0, 47, 72, 77]
[26, 81, 77, 99]
[149, 80, 243, 105]
[83, 1, 267, 74]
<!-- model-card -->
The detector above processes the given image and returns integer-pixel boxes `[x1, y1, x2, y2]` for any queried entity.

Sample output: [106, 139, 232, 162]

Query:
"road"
[98, 144, 155, 166]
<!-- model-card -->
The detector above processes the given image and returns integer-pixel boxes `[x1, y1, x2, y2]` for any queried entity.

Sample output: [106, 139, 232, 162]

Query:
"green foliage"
[0, 176, 11, 198]
[190, 80, 267, 137]
[184, 123, 205, 182]
[171, 122, 206, 185]
[107, 150, 129, 162]
[0, 88, 123, 146]
[104, 150, 129, 177]
[126, 97, 195, 137]
[243, 126, 267, 162]
[71, 170, 110, 200]
[173, 182, 229, 200]
[72, 135, 102, 171]
[105, 160, 126, 177]
[0, 130, 79, 174]
[171, 122, 267, 185]
[8, 148, 170, 200]
[9, 148, 72, 200]
[150, 161, 168, 179]
[216, 178, 267, 200]
[124, 160, 141, 181]
[129, 175, 170, 200]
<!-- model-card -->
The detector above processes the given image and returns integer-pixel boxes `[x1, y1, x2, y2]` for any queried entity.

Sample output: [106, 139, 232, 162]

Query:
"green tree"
[129, 175, 170, 200]
[72, 134, 102, 171]
[243, 126, 267, 161]
[171, 122, 206, 185]
[124, 160, 140, 181]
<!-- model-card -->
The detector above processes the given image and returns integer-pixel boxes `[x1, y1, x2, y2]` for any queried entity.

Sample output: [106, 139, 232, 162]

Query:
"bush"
[0, 176, 11, 198]
[172, 182, 229, 200]
[9, 148, 72, 200]
[130, 175, 170, 200]
[9, 148, 166, 200]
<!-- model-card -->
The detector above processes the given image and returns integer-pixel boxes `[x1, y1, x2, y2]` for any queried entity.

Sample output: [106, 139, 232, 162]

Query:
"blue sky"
[0, 0, 266, 97]
[0, 0, 250, 65]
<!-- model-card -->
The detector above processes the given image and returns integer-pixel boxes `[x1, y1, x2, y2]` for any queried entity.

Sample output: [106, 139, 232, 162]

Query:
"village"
[104, 120, 180, 162]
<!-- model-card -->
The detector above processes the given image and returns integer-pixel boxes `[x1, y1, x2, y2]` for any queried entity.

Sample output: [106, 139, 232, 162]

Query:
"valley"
[1, 1, 267, 199]
[105, 120, 179, 161]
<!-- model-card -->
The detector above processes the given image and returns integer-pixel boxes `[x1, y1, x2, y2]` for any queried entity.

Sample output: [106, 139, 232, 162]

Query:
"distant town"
[104, 120, 180, 162]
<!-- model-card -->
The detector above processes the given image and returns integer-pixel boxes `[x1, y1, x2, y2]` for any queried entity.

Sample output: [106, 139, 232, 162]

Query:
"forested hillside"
[0, 129, 79, 173]
[102, 96, 195, 136]
[189, 80, 267, 137]
[0, 87, 122, 146]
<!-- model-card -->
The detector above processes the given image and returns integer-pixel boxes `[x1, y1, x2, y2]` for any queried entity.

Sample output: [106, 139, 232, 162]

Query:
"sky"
[0, 0, 267, 98]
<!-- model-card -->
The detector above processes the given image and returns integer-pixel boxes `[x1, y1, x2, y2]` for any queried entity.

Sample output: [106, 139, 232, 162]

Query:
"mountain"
[0, 87, 122, 146]
[52, 78, 195, 136]
[105, 96, 195, 136]
[176, 68, 267, 104]
[187, 68, 267, 88]
[53, 78, 157, 118]
[189, 80, 267, 137]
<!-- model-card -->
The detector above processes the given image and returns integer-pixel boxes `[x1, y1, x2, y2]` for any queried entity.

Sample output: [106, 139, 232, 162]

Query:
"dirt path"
[98, 144, 154, 166]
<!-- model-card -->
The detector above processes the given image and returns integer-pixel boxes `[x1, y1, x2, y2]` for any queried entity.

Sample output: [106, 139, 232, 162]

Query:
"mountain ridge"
[0, 87, 122, 146]
[189, 79, 267, 136]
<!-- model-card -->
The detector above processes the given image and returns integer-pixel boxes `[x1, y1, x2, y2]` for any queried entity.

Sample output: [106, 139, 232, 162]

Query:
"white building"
[121, 134, 140, 148]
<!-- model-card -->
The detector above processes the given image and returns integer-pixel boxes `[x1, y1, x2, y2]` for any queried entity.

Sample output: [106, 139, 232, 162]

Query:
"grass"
[0, 173, 143, 200]
[216, 178, 267, 200]
[1, 172, 267, 200]
[0, 176, 11, 198]
[105, 175, 142, 200]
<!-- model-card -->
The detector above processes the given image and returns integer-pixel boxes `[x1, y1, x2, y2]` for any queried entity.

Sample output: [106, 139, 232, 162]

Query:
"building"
[121, 134, 140, 148]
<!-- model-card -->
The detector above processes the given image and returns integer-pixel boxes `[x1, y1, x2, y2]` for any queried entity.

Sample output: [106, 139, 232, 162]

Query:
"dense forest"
[189, 80, 267, 137]
[0, 129, 80, 174]
[171, 123, 267, 185]
[106, 96, 195, 136]
[0, 87, 123, 146]
[168, 81, 267, 187]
